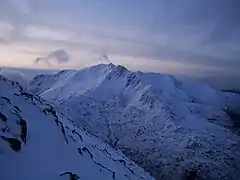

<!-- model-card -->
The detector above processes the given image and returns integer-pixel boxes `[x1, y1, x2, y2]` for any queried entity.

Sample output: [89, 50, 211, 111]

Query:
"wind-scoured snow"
[28, 63, 240, 180]
[0, 75, 154, 180]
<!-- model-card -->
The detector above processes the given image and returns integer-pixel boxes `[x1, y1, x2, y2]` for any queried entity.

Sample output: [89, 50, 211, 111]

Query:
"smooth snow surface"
[0, 75, 154, 180]
[28, 64, 240, 180]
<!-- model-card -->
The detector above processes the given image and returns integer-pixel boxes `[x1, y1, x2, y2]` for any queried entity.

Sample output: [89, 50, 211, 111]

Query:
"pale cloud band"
[0, 0, 239, 87]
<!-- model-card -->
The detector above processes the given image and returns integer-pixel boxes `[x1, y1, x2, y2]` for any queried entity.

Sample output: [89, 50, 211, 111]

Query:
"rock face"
[28, 64, 240, 180]
[0, 75, 154, 180]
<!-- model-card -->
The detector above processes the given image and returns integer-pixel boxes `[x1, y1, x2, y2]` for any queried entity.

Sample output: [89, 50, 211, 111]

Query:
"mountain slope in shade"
[28, 64, 240, 179]
[0, 75, 154, 180]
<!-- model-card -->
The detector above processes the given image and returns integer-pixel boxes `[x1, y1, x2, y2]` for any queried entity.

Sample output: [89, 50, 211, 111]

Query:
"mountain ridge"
[0, 74, 154, 180]
[28, 63, 240, 179]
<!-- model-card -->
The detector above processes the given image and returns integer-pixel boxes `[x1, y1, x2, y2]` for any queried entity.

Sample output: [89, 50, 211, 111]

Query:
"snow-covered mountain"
[0, 75, 154, 180]
[28, 63, 240, 180]
[0, 69, 29, 87]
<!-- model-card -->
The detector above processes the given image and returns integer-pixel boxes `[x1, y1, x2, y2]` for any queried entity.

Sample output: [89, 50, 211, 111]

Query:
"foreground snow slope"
[0, 75, 154, 180]
[29, 64, 240, 179]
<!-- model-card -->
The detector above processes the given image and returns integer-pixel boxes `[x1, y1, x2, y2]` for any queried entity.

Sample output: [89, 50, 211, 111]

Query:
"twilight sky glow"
[0, 0, 240, 88]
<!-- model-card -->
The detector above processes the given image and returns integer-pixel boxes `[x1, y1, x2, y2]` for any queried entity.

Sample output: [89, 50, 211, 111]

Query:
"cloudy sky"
[0, 0, 240, 87]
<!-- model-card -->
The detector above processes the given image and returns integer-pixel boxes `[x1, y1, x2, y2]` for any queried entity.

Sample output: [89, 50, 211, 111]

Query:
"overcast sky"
[0, 0, 240, 86]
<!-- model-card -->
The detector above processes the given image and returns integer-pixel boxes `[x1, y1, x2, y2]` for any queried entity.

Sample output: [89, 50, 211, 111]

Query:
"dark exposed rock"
[69, 135, 76, 142]
[82, 147, 93, 159]
[14, 105, 21, 112]
[183, 168, 198, 180]
[21, 92, 34, 101]
[1, 136, 21, 152]
[43, 106, 58, 119]
[225, 109, 240, 128]
[103, 148, 111, 156]
[1, 96, 11, 104]
[118, 159, 126, 166]
[18, 118, 27, 143]
[78, 148, 83, 155]
[60, 172, 80, 180]
[56, 120, 68, 144]
[74, 132, 83, 141]
[93, 160, 116, 179]
[0, 112, 7, 122]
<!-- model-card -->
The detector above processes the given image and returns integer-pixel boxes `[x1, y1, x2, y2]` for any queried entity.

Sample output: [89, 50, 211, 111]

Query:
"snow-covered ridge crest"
[29, 63, 240, 110]
[0, 69, 29, 87]
[28, 63, 240, 179]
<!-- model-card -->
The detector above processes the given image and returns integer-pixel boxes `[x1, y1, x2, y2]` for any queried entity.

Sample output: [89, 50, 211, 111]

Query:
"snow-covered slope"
[28, 64, 240, 180]
[0, 75, 154, 180]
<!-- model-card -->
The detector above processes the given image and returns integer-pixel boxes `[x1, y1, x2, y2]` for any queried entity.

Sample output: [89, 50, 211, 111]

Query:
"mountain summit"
[28, 64, 240, 179]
